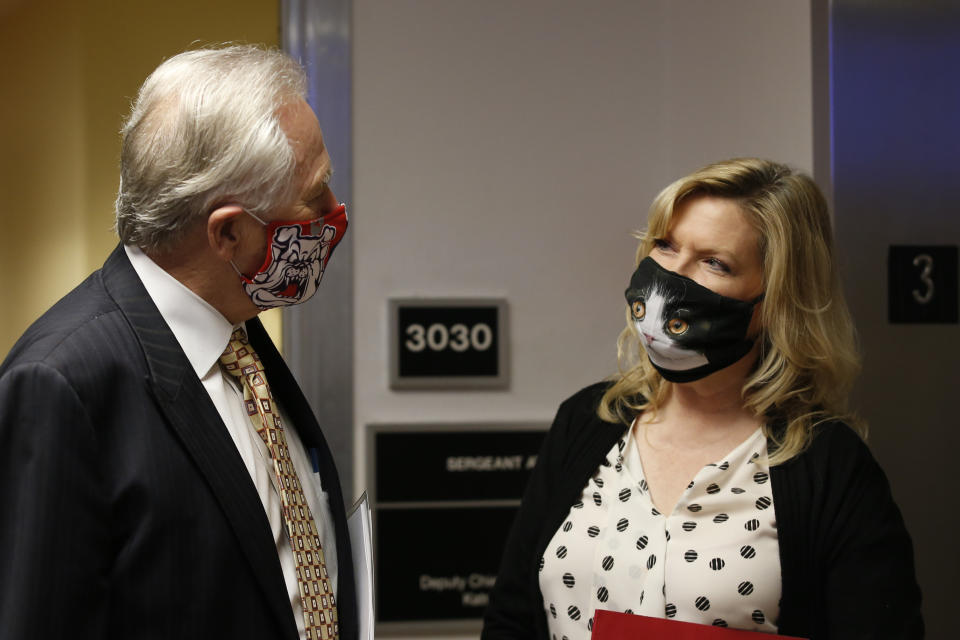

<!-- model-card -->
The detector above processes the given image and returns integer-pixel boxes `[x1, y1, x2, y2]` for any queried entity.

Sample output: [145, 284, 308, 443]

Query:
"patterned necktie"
[219, 328, 338, 640]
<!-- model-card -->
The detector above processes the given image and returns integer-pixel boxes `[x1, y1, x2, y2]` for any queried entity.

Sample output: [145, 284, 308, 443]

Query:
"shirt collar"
[124, 244, 237, 379]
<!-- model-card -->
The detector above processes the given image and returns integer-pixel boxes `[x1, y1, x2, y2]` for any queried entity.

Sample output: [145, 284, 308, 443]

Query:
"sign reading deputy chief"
[369, 424, 546, 632]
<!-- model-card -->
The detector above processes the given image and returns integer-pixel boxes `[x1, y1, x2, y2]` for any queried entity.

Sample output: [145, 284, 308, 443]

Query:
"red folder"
[590, 609, 806, 639]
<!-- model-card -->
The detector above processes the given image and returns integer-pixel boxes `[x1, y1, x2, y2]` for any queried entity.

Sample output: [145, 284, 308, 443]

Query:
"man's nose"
[321, 186, 340, 217]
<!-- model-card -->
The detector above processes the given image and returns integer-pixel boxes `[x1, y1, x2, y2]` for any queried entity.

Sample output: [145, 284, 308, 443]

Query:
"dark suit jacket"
[0, 245, 357, 640]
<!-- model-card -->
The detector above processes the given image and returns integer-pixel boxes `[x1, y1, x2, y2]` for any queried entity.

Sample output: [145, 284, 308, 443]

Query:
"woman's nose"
[671, 257, 697, 279]
[652, 254, 695, 279]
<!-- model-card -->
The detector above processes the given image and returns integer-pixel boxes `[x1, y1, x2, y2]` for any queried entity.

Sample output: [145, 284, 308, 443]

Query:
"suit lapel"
[100, 245, 299, 640]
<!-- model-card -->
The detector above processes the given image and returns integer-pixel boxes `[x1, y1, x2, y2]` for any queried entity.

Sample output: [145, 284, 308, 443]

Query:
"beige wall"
[0, 0, 282, 358]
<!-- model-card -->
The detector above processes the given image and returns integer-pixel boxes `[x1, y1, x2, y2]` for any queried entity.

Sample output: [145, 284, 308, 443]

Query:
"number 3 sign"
[888, 245, 958, 324]
[389, 298, 509, 389]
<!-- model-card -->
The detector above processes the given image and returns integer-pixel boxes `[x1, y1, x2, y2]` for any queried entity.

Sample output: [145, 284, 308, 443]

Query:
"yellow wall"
[0, 0, 283, 358]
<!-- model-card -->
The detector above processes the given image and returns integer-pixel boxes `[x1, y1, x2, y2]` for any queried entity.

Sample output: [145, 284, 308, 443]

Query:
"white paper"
[348, 491, 374, 640]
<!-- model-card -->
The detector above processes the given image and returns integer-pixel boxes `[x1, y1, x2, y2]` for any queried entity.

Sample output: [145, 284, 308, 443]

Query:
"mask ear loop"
[243, 209, 270, 226]
[746, 293, 766, 345]
[229, 260, 248, 280]
[228, 208, 270, 282]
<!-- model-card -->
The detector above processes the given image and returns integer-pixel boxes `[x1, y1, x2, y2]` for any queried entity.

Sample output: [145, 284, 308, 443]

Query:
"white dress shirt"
[125, 245, 337, 639]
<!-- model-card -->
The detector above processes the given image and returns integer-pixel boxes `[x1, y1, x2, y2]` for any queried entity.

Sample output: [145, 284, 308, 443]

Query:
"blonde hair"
[598, 158, 864, 464]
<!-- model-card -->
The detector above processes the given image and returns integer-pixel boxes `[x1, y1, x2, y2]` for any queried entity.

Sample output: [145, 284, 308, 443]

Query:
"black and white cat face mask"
[625, 257, 764, 383]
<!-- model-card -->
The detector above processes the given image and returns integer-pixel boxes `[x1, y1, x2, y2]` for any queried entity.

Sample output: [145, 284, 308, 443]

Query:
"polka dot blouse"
[538, 423, 780, 638]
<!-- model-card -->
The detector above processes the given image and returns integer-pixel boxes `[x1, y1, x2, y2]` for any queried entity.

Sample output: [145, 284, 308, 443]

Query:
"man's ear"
[207, 205, 247, 261]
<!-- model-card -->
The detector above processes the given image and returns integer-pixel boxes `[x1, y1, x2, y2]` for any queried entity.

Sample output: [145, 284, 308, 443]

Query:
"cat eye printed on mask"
[235, 203, 349, 310]
[632, 299, 689, 336]
[625, 257, 762, 383]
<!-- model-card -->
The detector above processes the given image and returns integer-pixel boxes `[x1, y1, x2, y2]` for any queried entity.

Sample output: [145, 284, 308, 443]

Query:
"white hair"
[115, 45, 308, 252]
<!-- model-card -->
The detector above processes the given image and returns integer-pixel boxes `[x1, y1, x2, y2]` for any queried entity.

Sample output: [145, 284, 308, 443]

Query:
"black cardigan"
[482, 383, 923, 639]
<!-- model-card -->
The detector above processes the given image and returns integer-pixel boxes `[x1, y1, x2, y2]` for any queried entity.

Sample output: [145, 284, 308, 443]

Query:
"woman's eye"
[704, 257, 730, 273]
[652, 239, 672, 251]
[631, 300, 646, 320]
[666, 317, 688, 335]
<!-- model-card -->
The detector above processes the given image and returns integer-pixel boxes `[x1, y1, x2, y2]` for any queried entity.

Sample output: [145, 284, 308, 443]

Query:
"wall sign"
[888, 245, 958, 324]
[389, 298, 509, 389]
[368, 423, 547, 634]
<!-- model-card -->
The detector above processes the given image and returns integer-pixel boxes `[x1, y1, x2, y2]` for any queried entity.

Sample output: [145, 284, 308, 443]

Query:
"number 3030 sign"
[389, 298, 509, 389]
[404, 322, 493, 353]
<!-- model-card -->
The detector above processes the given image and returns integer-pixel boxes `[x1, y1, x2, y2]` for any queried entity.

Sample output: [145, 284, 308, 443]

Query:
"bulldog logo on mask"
[234, 203, 348, 310]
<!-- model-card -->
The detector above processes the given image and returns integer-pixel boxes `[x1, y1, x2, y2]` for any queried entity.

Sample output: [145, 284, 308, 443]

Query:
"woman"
[482, 158, 922, 639]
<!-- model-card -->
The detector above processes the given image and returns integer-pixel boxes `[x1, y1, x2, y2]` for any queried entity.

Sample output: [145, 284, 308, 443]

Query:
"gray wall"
[351, 1, 815, 638]
[831, 2, 960, 637]
[352, 0, 815, 485]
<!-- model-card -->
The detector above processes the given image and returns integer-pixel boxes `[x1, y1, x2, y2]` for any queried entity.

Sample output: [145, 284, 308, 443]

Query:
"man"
[0, 46, 356, 640]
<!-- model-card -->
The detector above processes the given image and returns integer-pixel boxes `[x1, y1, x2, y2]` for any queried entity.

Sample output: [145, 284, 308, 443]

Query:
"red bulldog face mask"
[232, 203, 348, 310]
